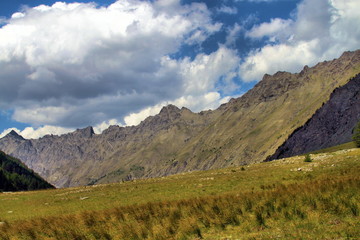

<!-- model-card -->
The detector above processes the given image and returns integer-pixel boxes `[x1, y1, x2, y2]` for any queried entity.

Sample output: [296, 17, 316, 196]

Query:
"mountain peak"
[340, 49, 360, 59]
[159, 104, 181, 114]
[4, 130, 25, 140]
[74, 126, 95, 138]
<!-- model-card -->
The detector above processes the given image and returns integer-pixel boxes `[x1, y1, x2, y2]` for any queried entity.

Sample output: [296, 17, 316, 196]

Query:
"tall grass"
[1, 175, 359, 239]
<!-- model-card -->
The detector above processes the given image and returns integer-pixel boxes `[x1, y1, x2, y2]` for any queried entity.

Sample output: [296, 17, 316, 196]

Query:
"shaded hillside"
[267, 74, 360, 161]
[0, 144, 54, 192]
[0, 50, 360, 188]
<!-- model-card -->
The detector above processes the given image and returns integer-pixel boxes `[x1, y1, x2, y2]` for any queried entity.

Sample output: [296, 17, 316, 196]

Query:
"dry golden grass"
[0, 148, 359, 239]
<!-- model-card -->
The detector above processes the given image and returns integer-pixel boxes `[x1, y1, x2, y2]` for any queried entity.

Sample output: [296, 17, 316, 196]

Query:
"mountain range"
[0, 50, 359, 188]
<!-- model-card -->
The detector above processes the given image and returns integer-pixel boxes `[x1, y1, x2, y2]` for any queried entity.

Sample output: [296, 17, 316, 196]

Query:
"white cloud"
[240, 40, 319, 82]
[217, 5, 238, 15]
[0, 125, 74, 139]
[0, 128, 21, 138]
[240, 0, 360, 81]
[124, 45, 242, 126]
[0, 0, 227, 133]
[93, 119, 122, 134]
[7, 45, 240, 134]
[13, 106, 73, 126]
[124, 104, 164, 126]
[246, 18, 292, 39]
[225, 23, 242, 46]
[181, 46, 240, 95]
[0, 118, 125, 139]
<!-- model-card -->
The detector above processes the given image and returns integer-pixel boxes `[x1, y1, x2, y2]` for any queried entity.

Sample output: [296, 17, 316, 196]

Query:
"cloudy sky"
[0, 0, 359, 139]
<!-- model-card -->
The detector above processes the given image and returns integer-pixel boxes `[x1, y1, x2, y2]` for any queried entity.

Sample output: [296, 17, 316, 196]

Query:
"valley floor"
[0, 148, 359, 239]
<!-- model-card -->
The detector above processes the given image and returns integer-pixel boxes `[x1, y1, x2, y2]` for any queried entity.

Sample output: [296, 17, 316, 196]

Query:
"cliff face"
[0, 50, 359, 188]
[267, 74, 360, 160]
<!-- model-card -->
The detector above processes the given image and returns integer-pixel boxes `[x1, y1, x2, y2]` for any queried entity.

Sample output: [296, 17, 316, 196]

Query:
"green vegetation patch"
[353, 120, 360, 147]
[0, 151, 54, 192]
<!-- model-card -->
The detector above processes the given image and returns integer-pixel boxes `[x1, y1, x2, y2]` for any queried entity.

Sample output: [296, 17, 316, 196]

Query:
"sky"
[0, 0, 359, 139]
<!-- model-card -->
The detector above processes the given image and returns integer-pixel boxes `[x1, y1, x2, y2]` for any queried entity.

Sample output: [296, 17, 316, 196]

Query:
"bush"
[304, 154, 312, 162]
[353, 120, 360, 148]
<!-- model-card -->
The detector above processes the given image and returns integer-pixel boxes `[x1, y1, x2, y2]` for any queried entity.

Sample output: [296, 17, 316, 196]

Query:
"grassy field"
[0, 148, 359, 239]
[309, 142, 357, 154]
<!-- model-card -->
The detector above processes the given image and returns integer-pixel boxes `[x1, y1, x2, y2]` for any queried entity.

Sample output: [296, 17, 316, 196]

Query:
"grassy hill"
[0, 150, 54, 192]
[0, 147, 359, 239]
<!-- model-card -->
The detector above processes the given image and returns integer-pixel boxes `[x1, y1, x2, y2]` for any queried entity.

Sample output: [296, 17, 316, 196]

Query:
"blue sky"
[0, 0, 359, 138]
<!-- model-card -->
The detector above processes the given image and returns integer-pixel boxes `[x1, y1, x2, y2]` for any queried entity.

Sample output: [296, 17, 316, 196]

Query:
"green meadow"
[0, 147, 359, 239]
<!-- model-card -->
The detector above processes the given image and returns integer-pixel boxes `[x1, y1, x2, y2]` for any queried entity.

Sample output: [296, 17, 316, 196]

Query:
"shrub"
[304, 154, 312, 162]
[353, 120, 360, 147]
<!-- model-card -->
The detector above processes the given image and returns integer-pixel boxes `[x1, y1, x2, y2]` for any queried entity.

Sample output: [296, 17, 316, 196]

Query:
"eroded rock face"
[268, 74, 360, 161]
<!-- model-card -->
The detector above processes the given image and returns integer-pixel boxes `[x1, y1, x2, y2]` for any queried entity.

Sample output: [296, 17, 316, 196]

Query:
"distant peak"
[75, 126, 95, 138]
[4, 130, 25, 140]
[180, 106, 192, 113]
[340, 50, 357, 58]
[261, 71, 291, 82]
[160, 104, 181, 114]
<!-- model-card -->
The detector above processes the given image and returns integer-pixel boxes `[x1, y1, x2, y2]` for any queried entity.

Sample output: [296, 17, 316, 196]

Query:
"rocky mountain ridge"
[0, 50, 359, 188]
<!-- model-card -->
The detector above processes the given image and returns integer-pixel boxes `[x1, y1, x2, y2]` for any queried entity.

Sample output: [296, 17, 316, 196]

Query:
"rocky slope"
[267, 73, 360, 160]
[0, 106, 216, 187]
[0, 50, 359, 188]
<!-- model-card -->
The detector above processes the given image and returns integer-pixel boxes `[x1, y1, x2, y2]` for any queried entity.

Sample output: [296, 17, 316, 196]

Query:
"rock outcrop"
[267, 74, 360, 160]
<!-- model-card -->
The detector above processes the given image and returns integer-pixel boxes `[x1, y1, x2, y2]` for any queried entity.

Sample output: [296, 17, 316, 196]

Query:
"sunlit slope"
[160, 51, 360, 175]
[0, 148, 359, 239]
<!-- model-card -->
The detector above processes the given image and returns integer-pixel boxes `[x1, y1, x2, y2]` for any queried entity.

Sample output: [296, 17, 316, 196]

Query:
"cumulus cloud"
[125, 46, 241, 126]
[240, 0, 360, 81]
[181, 46, 240, 95]
[0, 0, 232, 133]
[0, 125, 74, 139]
[246, 18, 292, 40]
[93, 119, 122, 134]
